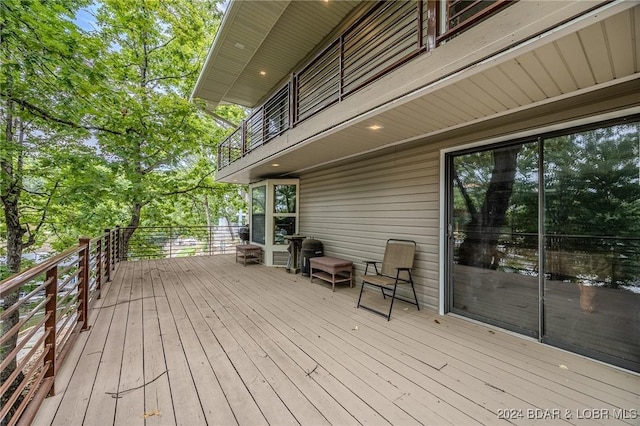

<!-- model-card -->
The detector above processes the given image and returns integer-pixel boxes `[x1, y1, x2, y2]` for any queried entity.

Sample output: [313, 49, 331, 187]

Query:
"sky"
[74, 4, 98, 32]
[74, 0, 229, 32]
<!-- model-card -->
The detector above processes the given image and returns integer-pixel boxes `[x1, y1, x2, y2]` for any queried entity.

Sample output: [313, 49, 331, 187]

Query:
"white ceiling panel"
[554, 33, 596, 89]
[192, 0, 362, 108]
[533, 43, 578, 94]
[604, 12, 635, 78]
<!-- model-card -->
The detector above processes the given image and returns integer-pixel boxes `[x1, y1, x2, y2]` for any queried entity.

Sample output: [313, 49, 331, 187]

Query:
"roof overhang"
[191, 0, 362, 110]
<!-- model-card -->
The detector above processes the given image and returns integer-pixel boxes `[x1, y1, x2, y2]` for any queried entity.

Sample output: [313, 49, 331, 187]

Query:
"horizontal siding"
[299, 144, 442, 311]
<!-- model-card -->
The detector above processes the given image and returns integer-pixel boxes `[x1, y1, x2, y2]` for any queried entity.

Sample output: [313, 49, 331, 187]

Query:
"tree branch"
[1, 94, 125, 136]
[453, 168, 478, 218]
[147, 71, 196, 85]
[147, 36, 176, 54]
[24, 181, 59, 249]
[159, 170, 216, 197]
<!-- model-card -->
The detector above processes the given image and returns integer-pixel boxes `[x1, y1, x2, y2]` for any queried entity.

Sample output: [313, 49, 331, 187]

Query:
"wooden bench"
[309, 256, 353, 292]
[235, 244, 262, 266]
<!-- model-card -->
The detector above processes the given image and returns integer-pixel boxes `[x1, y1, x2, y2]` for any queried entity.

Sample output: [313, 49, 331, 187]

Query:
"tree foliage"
[88, 0, 221, 247]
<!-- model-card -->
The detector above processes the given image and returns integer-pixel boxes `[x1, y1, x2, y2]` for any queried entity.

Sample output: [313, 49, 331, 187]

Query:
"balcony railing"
[0, 228, 119, 426]
[121, 225, 245, 260]
[0, 225, 244, 425]
[217, 0, 514, 170]
[218, 85, 290, 169]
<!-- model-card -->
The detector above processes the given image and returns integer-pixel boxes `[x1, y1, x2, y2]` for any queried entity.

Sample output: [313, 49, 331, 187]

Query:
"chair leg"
[387, 283, 398, 321]
[410, 281, 420, 311]
[381, 286, 386, 299]
[357, 280, 366, 308]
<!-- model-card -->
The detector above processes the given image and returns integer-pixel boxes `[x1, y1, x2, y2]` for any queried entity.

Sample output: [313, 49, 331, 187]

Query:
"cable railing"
[120, 225, 245, 261]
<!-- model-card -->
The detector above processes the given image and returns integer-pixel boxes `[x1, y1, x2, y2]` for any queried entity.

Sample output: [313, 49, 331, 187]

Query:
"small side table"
[236, 244, 262, 266]
[310, 256, 353, 292]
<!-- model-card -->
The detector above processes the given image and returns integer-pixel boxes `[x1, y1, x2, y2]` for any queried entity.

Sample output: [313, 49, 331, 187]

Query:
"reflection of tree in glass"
[545, 123, 640, 288]
[454, 144, 524, 270]
[274, 185, 296, 213]
[545, 124, 640, 237]
[252, 186, 266, 213]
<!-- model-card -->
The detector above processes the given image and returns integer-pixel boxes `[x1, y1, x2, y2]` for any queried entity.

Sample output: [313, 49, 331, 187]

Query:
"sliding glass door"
[446, 118, 640, 372]
[449, 141, 540, 337]
[542, 123, 640, 371]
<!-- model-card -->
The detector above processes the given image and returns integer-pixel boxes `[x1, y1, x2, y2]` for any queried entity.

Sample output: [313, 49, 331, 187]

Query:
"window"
[438, 0, 512, 41]
[273, 184, 297, 244]
[447, 116, 640, 372]
[251, 186, 266, 245]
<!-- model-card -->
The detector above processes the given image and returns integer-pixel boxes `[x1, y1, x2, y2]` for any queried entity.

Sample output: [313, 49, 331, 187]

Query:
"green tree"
[0, 1, 108, 419]
[91, 0, 224, 254]
[544, 123, 640, 286]
[454, 144, 524, 269]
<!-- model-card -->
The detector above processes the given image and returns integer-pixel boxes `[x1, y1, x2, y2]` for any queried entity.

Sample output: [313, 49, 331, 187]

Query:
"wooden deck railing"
[0, 228, 119, 426]
[0, 224, 245, 424]
[217, 0, 515, 170]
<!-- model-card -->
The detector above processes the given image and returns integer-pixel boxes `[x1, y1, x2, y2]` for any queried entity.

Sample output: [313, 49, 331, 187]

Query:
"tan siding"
[299, 144, 442, 311]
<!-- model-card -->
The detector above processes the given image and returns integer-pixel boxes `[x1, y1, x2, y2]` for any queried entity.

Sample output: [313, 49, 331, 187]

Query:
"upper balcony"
[192, 0, 640, 184]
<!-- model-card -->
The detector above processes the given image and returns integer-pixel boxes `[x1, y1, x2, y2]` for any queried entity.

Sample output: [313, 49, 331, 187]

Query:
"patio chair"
[357, 239, 419, 321]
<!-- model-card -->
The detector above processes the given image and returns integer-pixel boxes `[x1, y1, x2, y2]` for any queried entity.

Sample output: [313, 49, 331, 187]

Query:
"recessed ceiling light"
[367, 124, 383, 131]
[259, 70, 267, 76]
[271, 163, 280, 167]
[234, 42, 245, 49]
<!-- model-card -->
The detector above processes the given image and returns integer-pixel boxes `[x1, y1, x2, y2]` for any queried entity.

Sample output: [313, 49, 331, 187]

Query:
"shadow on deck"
[34, 255, 639, 425]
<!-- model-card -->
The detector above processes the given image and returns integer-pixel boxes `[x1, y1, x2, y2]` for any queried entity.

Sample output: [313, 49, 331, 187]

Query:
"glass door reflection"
[449, 142, 539, 337]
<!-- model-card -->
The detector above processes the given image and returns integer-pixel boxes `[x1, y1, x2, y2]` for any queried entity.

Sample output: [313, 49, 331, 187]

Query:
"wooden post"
[104, 228, 111, 283]
[44, 265, 58, 396]
[79, 237, 91, 331]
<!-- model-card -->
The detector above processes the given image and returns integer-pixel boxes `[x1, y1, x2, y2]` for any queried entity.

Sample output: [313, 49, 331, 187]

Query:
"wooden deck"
[34, 255, 639, 425]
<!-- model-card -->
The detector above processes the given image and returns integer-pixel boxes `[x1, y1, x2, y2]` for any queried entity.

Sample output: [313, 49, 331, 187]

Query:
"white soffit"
[192, 0, 362, 109]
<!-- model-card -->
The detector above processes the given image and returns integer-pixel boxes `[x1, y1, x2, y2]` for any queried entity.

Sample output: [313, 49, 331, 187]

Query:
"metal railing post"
[104, 228, 111, 283]
[44, 265, 58, 396]
[116, 225, 122, 262]
[79, 237, 91, 331]
[96, 237, 102, 299]
[169, 226, 173, 258]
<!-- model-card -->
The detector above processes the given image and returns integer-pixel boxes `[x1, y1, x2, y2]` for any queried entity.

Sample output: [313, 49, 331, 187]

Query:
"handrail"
[119, 225, 245, 260]
[0, 246, 82, 297]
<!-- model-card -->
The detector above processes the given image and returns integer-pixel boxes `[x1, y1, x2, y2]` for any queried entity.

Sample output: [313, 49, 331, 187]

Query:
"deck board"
[34, 255, 640, 426]
[82, 257, 131, 426]
[142, 259, 175, 425]
[159, 258, 237, 426]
